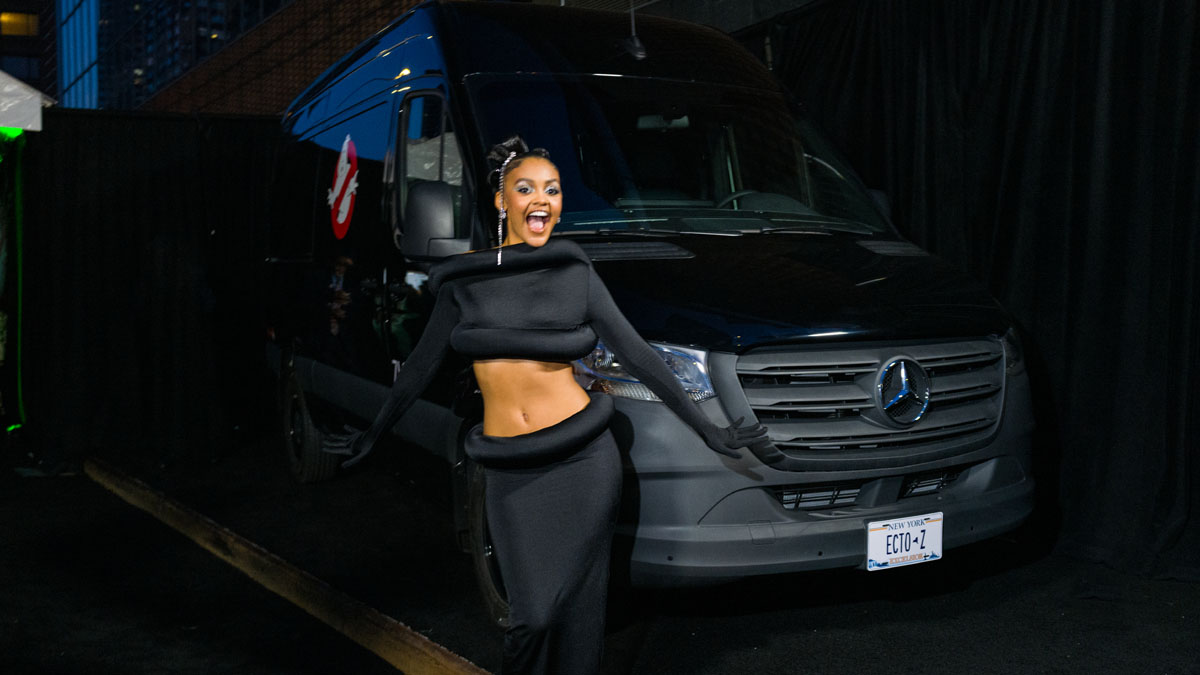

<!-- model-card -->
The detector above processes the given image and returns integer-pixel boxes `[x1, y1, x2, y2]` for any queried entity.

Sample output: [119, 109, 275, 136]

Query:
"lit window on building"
[0, 12, 39, 36]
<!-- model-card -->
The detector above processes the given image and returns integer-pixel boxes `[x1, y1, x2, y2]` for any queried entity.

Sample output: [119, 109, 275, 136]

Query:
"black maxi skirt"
[465, 393, 621, 675]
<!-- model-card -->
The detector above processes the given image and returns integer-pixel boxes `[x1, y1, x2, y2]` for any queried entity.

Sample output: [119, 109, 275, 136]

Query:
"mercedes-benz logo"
[878, 358, 932, 426]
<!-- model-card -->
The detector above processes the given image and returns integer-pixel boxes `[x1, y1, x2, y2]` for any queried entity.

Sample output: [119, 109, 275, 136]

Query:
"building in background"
[140, 0, 420, 115]
[1, 0, 54, 96]
[55, 0, 295, 109]
[55, 0, 95, 107]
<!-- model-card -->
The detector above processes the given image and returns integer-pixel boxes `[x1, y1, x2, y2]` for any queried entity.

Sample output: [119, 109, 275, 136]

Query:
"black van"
[265, 0, 1035, 622]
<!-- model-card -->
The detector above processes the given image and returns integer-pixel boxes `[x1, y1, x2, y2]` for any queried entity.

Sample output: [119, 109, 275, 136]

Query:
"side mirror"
[400, 181, 469, 261]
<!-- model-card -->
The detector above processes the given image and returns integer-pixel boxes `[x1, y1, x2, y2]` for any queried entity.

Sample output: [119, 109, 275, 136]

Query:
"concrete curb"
[84, 457, 488, 675]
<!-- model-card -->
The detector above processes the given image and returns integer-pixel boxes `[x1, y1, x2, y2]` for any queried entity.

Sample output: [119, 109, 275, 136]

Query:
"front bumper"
[610, 370, 1036, 587]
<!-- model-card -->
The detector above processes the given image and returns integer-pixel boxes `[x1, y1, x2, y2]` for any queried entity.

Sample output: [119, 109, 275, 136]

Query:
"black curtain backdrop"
[741, 0, 1200, 578]
[20, 110, 281, 476]
[0, 135, 22, 430]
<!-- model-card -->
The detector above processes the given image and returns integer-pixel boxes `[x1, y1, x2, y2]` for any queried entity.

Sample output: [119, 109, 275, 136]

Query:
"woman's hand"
[701, 417, 771, 459]
[320, 428, 371, 469]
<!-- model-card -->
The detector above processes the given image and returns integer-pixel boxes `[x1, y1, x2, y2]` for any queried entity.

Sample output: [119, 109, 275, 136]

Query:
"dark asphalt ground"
[3, 427, 1199, 675]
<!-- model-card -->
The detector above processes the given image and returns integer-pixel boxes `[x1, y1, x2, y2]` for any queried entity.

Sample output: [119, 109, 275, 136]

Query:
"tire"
[280, 367, 339, 483]
[467, 460, 511, 629]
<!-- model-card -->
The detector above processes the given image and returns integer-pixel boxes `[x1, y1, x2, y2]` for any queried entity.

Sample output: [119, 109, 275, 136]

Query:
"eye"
[516, 185, 532, 194]
[547, 186, 560, 195]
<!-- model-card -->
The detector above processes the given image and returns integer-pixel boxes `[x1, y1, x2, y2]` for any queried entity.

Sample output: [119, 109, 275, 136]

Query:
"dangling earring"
[496, 151, 517, 266]
[496, 206, 506, 265]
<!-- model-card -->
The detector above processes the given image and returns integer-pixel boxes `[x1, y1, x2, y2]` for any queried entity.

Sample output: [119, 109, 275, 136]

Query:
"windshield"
[466, 74, 891, 235]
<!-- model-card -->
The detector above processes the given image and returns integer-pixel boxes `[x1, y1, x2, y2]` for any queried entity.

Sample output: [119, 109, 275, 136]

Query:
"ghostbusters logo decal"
[327, 134, 359, 239]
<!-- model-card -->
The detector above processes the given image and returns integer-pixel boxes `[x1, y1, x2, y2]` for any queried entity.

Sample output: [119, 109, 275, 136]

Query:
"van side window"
[398, 92, 464, 234]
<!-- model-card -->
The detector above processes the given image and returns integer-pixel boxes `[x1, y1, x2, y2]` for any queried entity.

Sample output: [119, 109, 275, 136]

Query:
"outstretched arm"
[323, 292, 459, 468]
[585, 268, 771, 460]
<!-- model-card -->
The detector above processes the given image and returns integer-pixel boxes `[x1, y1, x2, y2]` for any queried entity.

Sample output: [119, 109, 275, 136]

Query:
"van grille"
[736, 339, 1004, 459]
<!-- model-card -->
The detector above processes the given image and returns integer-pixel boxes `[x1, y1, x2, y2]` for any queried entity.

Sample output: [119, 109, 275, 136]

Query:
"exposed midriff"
[473, 358, 591, 437]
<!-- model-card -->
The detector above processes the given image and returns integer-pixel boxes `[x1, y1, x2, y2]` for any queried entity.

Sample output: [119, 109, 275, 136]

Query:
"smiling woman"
[476, 138, 589, 439]
[492, 150, 562, 249]
[323, 134, 769, 675]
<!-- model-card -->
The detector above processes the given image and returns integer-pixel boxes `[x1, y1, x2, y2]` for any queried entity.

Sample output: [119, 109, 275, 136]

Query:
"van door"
[382, 85, 468, 368]
[395, 85, 467, 239]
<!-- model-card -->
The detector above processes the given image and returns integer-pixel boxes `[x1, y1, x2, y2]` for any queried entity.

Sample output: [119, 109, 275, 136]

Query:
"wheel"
[467, 460, 511, 629]
[279, 366, 339, 483]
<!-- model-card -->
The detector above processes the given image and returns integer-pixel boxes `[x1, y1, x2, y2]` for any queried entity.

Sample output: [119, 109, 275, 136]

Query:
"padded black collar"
[428, 237, 590, 294]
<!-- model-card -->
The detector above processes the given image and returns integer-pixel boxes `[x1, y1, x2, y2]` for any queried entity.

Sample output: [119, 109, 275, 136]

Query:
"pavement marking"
[84, 457, 488, 675]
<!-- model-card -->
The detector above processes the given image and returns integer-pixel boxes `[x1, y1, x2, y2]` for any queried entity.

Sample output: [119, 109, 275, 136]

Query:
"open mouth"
[527, 210, 550, 233]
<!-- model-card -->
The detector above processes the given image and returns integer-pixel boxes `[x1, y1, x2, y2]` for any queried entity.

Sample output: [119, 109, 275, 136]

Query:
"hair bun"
[487, 135, 530, 167]
[486, 134, 553, 191]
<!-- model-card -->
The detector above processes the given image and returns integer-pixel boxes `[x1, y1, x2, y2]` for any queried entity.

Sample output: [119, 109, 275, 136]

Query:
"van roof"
[439, 1, 778, 89]
[288, 0, 779, 116]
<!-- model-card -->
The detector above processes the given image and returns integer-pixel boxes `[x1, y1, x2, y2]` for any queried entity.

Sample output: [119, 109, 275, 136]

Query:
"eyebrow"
[513, 177, 561, 184]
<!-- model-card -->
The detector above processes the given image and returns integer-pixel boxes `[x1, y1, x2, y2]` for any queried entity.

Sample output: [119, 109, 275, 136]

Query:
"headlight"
[1001, 327, 1025, 375]
[574, 341, 716, 402]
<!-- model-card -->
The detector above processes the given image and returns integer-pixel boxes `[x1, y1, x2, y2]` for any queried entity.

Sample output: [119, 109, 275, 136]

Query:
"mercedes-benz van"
[264, 0, 1035, 624]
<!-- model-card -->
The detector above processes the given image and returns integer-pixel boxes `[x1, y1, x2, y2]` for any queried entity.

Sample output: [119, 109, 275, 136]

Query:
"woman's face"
[494, 157, 562, 248]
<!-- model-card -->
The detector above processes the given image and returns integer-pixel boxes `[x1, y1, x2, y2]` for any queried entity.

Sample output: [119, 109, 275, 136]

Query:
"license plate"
[866, 512, 943, 571]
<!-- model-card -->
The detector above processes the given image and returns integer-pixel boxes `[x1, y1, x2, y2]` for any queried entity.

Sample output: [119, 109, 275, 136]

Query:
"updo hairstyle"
[486, 135, 552, 193]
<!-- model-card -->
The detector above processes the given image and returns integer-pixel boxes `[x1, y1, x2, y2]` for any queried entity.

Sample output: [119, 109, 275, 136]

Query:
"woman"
[328, 135, 767, 674]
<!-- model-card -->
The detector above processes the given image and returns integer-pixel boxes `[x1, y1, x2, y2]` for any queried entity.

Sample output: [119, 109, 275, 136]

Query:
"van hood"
[582, 233, 1010, 353]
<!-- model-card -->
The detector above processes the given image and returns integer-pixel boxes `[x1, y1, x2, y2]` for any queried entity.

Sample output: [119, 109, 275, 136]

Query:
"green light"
[0, 128, 23, 141]
[6, 423, 20, 433]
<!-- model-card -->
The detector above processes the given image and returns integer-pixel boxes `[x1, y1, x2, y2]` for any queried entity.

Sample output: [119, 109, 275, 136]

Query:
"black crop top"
[428, 239, 599, 361]
[339, 237, 769, 464]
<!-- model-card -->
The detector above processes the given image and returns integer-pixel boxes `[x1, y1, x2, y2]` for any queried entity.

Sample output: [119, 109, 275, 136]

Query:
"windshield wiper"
[563, 215, 875, 237]
[758, 220, 874, 236]
[561, 225, 747, 237]
[558, 226, 676, 237]
[559, 216, 674, 234]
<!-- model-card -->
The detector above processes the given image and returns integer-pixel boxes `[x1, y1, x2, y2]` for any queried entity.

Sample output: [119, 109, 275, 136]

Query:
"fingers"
[319, 427, 360, 466]
[748, 437, 775, 452]
[746, 437, 785, 464]
[320, 434, 357, 456]
[340, 434, 371, 468]
[713, 445, 742, 459]
[734, 424, 767, 441]
[341, 449, 370, 469]
[725, 420, 768, 446]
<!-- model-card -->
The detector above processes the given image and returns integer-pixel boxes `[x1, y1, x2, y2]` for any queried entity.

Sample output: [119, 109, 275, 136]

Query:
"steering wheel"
[714, 190, 759, 209]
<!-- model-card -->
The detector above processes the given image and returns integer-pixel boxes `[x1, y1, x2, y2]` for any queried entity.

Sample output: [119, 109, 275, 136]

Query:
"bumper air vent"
[901, 469, 963, 498]
[774, 483, 862, 510]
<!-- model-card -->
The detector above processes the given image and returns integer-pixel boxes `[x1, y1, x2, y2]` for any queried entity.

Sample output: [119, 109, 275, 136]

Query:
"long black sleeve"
[352, 290, 459, 456]
[585, 268, 774, 461]
[585, 268, 722, 438]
